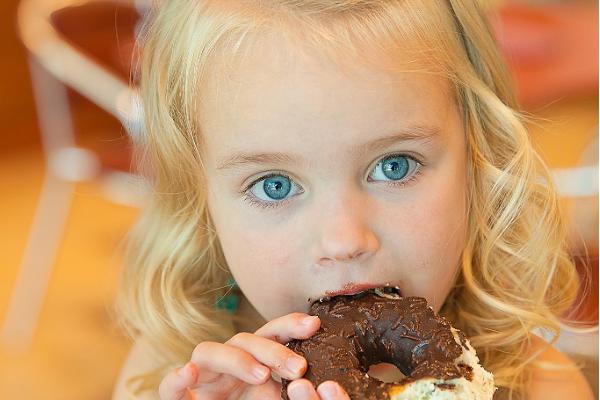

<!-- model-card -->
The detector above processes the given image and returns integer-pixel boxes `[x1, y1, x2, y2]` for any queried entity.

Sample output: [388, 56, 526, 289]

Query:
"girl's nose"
[314, 194, 380, 267]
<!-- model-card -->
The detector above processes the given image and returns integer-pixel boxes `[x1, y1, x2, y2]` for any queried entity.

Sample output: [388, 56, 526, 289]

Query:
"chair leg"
[1, 58, 79, 354]
[1, 173, 75, 354]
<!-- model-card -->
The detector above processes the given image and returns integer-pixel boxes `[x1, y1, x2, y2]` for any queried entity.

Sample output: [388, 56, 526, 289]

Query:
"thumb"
[158, 362, 198, 400]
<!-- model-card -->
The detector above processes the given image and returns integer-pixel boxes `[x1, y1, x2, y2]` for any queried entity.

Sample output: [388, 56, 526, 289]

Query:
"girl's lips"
[325, 282, 382, 297]
[323, 281, 401, 298]
[306, 282, 402, 305]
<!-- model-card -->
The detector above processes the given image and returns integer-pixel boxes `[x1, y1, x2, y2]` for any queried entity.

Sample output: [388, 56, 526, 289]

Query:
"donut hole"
[367, 362, 406, 383]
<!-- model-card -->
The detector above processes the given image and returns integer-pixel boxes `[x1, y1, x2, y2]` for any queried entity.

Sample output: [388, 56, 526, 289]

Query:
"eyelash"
[240, 153, 424, 210]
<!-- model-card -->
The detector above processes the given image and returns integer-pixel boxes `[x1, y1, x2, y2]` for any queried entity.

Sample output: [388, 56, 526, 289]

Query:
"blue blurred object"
[215, 277, 239, 314]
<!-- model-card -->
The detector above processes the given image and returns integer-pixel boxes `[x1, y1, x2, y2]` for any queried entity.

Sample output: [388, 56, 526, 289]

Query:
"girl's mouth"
[315, 282, 402, 303]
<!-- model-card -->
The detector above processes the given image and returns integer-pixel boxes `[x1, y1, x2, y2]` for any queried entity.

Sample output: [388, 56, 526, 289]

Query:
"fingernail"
[286, 356, 305, 374]
[253, 365, 270, 381]
[176, 363, 191, 379]
[302, 316, 318, 326]
[288, 381, 310, 397]
[318, 382, 339, 399]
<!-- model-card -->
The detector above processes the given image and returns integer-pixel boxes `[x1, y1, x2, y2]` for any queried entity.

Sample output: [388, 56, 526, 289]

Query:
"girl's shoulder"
[112, 335, 168, 400]
[526, 334, 595, 400]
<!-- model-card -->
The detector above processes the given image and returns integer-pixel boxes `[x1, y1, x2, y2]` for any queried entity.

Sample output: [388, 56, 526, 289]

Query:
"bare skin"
[157, 312, 350, 400]
[143, 28, 593, 400]
[167, 30, 468, 399]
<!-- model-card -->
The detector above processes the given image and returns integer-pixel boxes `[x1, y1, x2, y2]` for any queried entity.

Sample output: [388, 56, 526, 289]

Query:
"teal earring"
[215, 277, 239, 314]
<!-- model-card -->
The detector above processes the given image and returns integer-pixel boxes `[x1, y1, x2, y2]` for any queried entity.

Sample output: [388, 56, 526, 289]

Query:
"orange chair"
[2, 0, 147, 354]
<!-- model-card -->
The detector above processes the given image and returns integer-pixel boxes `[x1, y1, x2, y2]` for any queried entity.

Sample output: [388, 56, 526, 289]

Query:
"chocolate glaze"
[281, 290, 471, 400]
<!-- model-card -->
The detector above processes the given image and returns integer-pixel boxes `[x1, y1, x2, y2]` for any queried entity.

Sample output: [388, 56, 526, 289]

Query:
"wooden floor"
[0, 145, 138, 399]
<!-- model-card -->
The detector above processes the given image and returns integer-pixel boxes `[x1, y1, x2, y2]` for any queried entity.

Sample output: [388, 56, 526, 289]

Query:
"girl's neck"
[233, 294, 266, 333]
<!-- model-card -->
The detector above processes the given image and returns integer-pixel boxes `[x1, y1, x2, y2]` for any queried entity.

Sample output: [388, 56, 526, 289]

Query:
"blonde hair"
[113, 1, 581, 398]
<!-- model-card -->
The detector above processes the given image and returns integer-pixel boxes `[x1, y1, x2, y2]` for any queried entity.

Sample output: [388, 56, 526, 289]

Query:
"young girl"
[111, 1, 595, 399]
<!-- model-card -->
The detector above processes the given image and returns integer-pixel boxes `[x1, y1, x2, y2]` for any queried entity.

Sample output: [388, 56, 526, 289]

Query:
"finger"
[158, 362, 198, 400]
[254, 312, 320, 343]
[287, 379, 320, 400]
[317, 381, 351, 400]
[190, 341, 272, 386]
[226, 332, 308, 380]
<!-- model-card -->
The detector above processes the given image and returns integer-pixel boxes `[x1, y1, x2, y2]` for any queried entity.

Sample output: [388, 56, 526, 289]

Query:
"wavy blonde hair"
[113, 1, 581, 398]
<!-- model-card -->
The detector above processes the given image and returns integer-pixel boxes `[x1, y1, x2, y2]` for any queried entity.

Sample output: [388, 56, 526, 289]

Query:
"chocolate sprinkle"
[281, 290, 470, 400]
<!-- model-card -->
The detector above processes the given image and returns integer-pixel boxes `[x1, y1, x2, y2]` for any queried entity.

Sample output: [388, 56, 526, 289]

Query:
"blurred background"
[0, 0, 597, 398]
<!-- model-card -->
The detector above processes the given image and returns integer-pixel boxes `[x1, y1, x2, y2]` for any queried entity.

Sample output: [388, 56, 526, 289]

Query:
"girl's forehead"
[198, 30, 450, 122]
[197, 33, 456, 160]
[200, 28, 450, 103]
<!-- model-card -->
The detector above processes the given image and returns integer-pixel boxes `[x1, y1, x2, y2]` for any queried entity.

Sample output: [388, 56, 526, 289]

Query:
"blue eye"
[245, 173, 302, 206]
[241, 153, 422, 210]
[261, 175, 292, 200]
[368, 154, 419, 183]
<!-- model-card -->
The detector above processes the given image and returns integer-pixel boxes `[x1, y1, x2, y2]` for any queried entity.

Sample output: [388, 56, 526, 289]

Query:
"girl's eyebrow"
[215, 124, 441, 172]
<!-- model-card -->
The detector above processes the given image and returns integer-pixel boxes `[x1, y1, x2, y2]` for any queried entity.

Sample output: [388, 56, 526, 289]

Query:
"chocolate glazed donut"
[280, 288, 475, 400]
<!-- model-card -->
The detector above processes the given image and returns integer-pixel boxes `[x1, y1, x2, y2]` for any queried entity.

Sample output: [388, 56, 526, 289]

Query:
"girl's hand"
[158, 312, 350, 400]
